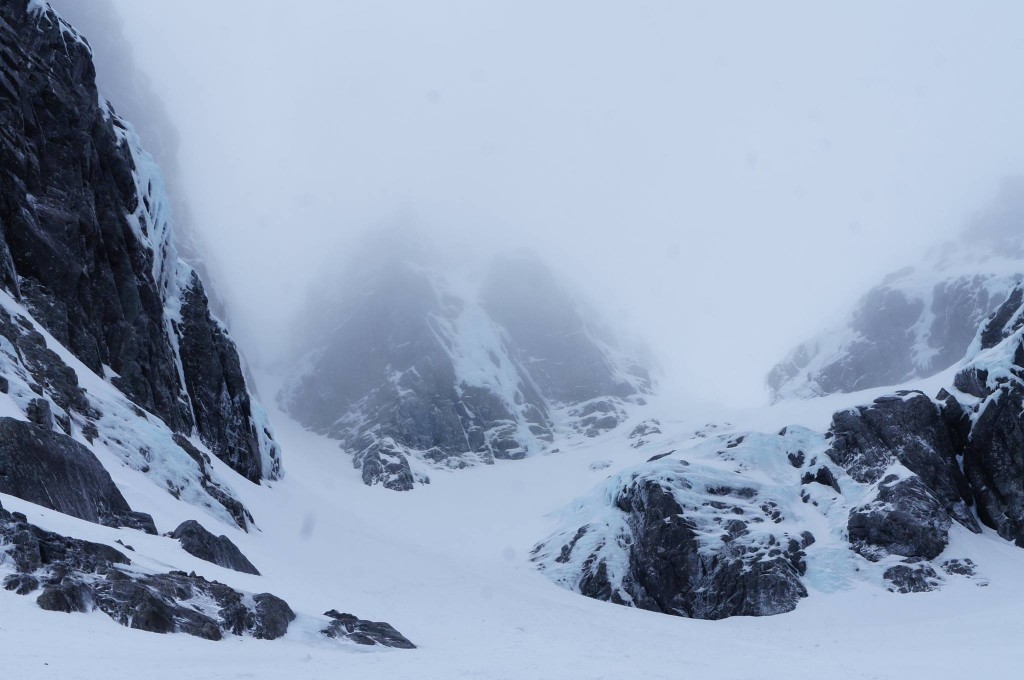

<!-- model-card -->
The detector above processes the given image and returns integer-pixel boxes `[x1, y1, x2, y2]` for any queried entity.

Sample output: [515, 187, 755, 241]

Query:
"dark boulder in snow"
[169, 520, 260, 575]
[883, 562, 941, 594]
[322, 610, 416, 648]
[358, 438, 418, 491]
[0, 504, 291, 641]
[0, 417, 156, 534]
[568, 398, 629, 438]
[629, 419, 662, 448]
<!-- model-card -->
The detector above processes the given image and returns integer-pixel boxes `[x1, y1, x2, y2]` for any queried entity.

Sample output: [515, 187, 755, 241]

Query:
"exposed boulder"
[322, 610, 417, 648]
[169, 520, 260, 575]
[883, 562, 941, 594]
[0, 504, 366, 644]
[357, 438, 418, 491]
[568, 398, 628, 438]
[629, 419, 662, 448]
[0, 417, 156, 534]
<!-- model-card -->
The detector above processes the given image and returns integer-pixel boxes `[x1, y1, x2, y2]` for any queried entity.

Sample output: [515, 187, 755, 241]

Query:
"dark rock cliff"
[0, 1, 279, 483]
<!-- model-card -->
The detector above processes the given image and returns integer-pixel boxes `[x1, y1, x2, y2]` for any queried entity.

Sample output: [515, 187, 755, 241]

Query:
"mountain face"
[767, 187, 1024, 402]
[0, 0, 279, 486]
[535, 281, 1024, 619]
[2, 11, 417, 666]
[0, 0, 256, 529]
[0, 2, 413, 647]
[43, 0, 228, 318]
[280, 245, 650, 490]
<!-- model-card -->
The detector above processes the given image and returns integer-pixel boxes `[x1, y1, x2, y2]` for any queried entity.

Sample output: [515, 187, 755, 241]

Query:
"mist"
[57, 0, 1024, 407]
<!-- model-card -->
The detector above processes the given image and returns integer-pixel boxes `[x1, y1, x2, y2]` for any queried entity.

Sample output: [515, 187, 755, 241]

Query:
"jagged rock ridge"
[0, 499, 412, 646]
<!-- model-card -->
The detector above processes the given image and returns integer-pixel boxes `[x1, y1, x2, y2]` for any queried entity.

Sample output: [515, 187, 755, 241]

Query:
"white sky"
[87, 1, 1024, 406]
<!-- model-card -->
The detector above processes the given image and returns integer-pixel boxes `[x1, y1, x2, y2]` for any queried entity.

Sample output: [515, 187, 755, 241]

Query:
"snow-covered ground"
[3, 376, 1022, 679]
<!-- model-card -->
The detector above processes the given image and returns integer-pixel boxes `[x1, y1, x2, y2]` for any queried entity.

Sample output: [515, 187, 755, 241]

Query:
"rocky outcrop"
[0, 501, 281, 640]
[169, 520, 260, 575]
[321, 610, 416, 648]
[538, 313, 1024, 618]
[0, 0, 279, 483]
[281, 256, 552, 486]
[0, 272, 252, 530]
[0, 417, 156, 534]
[826, 392, 979, 534]
[0, 501, 412, 645]
[953, 283, 1024, 546]
[534, 443, 814, 620]
[847, 476, 952, 562]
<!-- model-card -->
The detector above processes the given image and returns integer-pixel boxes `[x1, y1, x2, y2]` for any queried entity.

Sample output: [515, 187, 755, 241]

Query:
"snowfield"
[3, 374, 1023, 680]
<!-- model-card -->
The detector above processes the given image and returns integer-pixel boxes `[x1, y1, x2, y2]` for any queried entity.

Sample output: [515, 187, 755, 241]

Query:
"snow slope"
[4, 381, 1023, 679]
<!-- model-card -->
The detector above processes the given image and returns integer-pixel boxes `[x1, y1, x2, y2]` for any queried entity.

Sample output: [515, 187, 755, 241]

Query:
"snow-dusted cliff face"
[0, 1, 279, 522]
[41, 0, 227, 318]
[279, 243, 650, 490]
[768, 220, 1024, 402]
